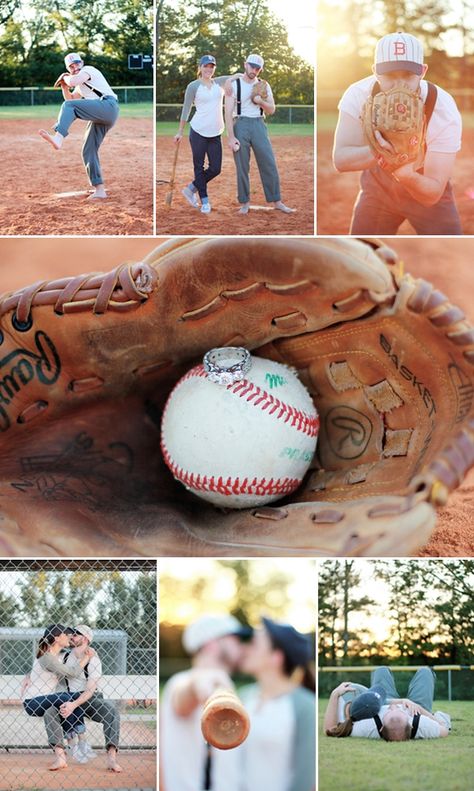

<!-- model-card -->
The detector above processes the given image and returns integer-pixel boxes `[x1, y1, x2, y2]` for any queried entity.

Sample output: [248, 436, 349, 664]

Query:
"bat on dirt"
[201, 689, 250, 750]
[164, 140, 180, 208]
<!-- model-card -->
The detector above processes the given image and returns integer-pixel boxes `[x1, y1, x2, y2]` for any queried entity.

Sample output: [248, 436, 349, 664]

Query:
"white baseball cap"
[64, 52, 83, 68]
[375, 32, 424, 75]
[246, 54, 264, 69]
[182, 614, 248, 654]
[74, 623, 93, 643]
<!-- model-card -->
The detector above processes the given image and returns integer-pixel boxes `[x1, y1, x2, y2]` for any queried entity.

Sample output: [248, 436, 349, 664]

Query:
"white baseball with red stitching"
[161, 355, 319, 508]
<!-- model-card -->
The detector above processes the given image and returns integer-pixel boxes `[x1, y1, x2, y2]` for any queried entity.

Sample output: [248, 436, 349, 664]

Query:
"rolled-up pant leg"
[44, 705, 65, 747]
[81, 695, 120, 750]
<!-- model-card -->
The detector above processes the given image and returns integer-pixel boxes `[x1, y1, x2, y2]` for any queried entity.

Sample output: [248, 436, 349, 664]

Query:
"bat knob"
[201, 690, 250, 749]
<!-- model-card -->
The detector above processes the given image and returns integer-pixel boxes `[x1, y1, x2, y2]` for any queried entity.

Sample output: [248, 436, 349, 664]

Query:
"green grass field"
[317, 110, 474, 132]
[319, 699, 473, 791]
[0, 102, 153, 119]
[156, 121, 313, 137]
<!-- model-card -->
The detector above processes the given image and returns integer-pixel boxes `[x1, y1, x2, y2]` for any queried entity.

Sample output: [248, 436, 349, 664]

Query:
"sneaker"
[78, 741, 96, 760]
[201, 201, 211, 214]
[181, 186, 199, 208]
[70, 743, 89, 764]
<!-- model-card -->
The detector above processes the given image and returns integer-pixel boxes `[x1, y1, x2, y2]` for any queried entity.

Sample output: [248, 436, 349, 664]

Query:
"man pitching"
[333, 32, 462, 234]
[39, 53, 119, 199]
[225, 54, 295, 215]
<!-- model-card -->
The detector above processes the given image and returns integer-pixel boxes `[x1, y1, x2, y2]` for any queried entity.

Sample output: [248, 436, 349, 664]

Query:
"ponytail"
[326, 718, 354, 738]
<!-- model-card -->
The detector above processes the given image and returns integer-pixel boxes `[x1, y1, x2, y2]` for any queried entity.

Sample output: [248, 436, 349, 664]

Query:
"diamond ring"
[203, 347, 252, 386]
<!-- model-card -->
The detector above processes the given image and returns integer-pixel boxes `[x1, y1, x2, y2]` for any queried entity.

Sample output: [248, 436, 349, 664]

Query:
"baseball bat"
[164, 140, 180, 208]
[201, 689, 250, 750]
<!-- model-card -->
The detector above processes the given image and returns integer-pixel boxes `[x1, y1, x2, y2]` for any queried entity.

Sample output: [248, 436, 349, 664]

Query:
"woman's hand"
[331, 682, 355, 696]
[59, 701, 76, 717]
[174, 132, 183, 144]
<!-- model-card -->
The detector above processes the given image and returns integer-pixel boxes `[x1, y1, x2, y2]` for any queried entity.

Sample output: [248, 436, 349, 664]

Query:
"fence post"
[31, 89, 34, 106]
[125, 88, 128, 104]
[448, 669, 452, 702]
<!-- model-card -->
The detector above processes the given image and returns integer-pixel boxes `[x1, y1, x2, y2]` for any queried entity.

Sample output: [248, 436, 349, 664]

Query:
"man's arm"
[333, 110, 377, 172]
[251, 92, 275, 115]
[225, 93, 238, 150]
[64, 70, 90, 88]
[391, 150, 457, 206]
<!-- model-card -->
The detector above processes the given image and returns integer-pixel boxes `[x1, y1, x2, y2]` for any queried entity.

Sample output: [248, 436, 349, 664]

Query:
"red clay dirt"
[0, 118, 154, 236]
[0, 750, 156, 790]
[157, 134, 314, 235]
[317, 128, 474, 235]
[0, 236, 472, 557]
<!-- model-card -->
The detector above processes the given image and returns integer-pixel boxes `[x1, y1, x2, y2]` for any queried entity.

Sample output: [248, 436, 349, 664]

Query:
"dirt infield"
[0, 118, 154, 236]
[0, 236, 472, 556]
[317, 128, 474, 235]
[157, 134, 314, 235]
[0, 750, 156, 790]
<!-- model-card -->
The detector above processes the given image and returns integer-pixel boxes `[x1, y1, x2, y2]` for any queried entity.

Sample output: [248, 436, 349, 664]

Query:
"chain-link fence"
[0, 559, 157, 791]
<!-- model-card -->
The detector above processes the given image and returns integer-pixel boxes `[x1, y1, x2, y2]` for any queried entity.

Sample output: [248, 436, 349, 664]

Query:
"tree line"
[157, 0, 314, 104]
[0, 0, 153, 87]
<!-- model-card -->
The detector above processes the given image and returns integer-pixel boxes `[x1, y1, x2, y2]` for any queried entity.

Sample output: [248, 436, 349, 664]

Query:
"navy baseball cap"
[262, 616, 312, 666]
[350, 684, 387, 721]
[42, 624, 67, 640]
[199, 55, 216, 66]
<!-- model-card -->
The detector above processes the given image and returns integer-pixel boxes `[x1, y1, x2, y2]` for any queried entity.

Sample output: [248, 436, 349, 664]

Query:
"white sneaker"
[79, 741, 96, 760]
[181, 186, 199, 208]
[70, 743, 89, 764]
[201, 201, 211, 214]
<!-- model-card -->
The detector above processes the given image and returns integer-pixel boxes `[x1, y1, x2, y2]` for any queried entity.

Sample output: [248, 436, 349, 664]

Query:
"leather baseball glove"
[250, 79, 269, 104]
[53, 72, 70, 88]
[362, 85, 425, 172]
[0, 237, 472, 558]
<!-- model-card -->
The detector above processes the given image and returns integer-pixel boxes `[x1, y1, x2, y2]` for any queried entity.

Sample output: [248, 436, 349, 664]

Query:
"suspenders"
[62, 650, 89, 692]
[236, 78, 264, 116]
[373, 711, 421, 739]
[84, 82, 105, 99]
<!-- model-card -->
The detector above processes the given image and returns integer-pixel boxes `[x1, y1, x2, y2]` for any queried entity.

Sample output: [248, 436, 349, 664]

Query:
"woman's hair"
[268, 634, 316, 693]
[36, 633, 56, 658]
[326, 718, 354, 737]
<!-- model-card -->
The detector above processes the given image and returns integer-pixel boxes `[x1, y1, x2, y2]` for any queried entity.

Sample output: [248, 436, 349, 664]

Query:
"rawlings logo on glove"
[362, 85, 426, 172]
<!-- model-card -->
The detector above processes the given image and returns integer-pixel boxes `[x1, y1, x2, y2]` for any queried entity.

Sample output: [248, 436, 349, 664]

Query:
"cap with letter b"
[375, 32, 424, 75]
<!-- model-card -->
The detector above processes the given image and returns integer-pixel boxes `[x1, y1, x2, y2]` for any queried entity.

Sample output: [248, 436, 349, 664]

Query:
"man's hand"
[373, 130, 395, 153]
[20, 674, 31, 697]
[252, 93, 263, 106]
[54, 73, 69, 88]
[399, 699, 421, 716]
[227, 136, 240, 152]
[192, 668, 234, 703]
[59, 701, 76, 718]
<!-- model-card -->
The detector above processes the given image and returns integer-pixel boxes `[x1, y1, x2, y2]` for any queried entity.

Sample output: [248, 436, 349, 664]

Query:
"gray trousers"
[232, 116, 281, 204]
[44, 692, 120, 750]
[341, 667, 436, 713]
[54, 97, 119, 186]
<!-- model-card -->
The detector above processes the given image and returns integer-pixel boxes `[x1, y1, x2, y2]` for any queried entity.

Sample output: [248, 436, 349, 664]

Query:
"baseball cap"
[349, 684, 387, 722]
[262, 616, 312, 667]
[199, 55, 216, 67]
[375, 32, 424, 75]
[246, 54, 264, 69]
[64, 52, 83, 68]
[182, 614, 251, 654]
[74, 623, 94, 643]
[42, 624, 67, 640]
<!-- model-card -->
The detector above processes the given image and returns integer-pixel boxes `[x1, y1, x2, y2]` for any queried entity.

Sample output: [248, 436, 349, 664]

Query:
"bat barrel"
[201, 689, 250, 749]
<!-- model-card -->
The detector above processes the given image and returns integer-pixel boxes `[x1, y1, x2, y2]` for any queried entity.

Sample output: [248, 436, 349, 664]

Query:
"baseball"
[160, 348, 319, 509]
[232, 140, 240, 152]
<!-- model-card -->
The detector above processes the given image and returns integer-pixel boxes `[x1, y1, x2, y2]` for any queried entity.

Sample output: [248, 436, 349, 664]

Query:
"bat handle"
[201, 689, 250, 750]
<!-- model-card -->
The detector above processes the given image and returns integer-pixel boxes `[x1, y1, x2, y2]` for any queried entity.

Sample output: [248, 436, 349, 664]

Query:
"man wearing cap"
[235, 617, 315, 791]
[160, 613, 249, 791]
[324, 666, 451, 740]
[43, 623, 122, 772]
[333, 32, 462, 234]
[39, 53, 119, 200]
[225, 55, 295, 215]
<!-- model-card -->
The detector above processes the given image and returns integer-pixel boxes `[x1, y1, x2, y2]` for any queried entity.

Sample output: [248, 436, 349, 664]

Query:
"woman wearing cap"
[174, 56, 241, 214]
[236, 617, 316, 791]
[39, 53, 119, 200]
[22, 624, 95, 770]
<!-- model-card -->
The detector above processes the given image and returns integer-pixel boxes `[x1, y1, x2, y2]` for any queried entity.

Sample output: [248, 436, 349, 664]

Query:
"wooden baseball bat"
[164, 140, 180, 208]
[201, 689, 250, 750]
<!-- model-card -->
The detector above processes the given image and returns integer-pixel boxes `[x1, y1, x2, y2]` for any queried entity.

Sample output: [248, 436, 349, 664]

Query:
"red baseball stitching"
[161, 443, 302, 497]
[173, 364, 319, 438]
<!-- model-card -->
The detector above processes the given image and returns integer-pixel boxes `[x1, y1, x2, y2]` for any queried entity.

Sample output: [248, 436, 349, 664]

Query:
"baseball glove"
[53, 72, 70, 88]
[0, 237, 473, 558]
[250, 79, 269, 104]
[362, 85, 425, 172]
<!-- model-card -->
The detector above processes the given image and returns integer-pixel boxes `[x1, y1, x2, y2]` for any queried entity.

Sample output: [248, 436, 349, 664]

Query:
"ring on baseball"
[160, 348, 319, 509]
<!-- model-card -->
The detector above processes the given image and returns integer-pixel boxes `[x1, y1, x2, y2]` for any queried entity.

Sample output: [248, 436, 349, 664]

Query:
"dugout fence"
[320, 665, 474, 701]
[156, 102, 314, 125]
[0, 85, 152, 106]
[0, 559, 157, 789]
